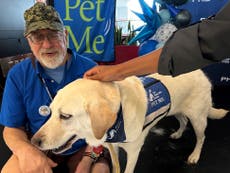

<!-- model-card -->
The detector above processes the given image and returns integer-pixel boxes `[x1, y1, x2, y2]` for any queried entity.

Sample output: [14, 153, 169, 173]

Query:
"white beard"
[38, 49, 65, 69]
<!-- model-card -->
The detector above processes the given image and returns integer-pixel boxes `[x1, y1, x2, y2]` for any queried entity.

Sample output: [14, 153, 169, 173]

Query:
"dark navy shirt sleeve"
[158, 2, 230, 76]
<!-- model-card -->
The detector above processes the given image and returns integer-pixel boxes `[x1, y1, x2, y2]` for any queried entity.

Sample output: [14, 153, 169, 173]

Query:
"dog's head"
[31, 79, 120, 154]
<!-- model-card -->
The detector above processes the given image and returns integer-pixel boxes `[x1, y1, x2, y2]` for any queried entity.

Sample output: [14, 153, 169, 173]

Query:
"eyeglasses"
[28, 31, 63, 45]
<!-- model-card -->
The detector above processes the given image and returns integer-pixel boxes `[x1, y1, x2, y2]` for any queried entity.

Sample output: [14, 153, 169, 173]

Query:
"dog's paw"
[187, 153, 200, 164]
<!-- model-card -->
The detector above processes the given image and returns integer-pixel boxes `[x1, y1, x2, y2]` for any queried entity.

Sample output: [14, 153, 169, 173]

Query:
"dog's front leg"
[121, 133, 147, 173]
[123, 145, 142, 173]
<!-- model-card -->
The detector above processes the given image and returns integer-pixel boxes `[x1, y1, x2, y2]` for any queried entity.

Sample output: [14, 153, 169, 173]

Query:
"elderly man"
[0, 2, 110, 173]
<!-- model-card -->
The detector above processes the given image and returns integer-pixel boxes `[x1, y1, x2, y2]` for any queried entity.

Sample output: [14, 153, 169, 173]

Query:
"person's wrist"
[84, 145, 93, 152]
[14, 141, 35, 156]
[82, 153, 94, 164]
[115, 63, 127, 80]
[82, 145, 104, 163]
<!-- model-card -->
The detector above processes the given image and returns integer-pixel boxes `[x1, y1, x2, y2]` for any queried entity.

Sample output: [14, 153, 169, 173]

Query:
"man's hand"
[17, 144, 57, 173]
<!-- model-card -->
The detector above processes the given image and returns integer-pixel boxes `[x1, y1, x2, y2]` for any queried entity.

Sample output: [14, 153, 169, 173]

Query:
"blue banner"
[54, 0, 115, 62]
[181, 0, 228, 23]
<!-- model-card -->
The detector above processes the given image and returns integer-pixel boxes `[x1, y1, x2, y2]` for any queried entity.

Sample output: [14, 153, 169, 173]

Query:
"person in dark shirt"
[84, 2, 230, 81]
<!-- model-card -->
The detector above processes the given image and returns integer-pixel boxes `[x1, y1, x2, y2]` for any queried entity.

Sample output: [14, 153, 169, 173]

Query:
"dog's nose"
[31, 138, 43, 147]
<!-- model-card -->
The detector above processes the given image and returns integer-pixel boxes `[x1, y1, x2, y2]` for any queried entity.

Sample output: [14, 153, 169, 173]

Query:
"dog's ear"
[87, 101, 117, 139]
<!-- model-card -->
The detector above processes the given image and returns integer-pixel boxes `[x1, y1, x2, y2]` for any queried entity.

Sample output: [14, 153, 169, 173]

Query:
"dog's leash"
[107, 143, 120, 173]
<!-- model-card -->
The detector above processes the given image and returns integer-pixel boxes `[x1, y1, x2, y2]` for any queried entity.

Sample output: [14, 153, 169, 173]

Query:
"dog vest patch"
[139, 76, 171, 129]
[105, 76, 171, 143]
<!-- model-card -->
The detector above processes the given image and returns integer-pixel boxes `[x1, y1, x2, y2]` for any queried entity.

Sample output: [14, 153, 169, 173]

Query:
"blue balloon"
[130, 0, 162, 45]
[162, 0, 188, 6]
[165, 4, 181, 17]
[138, 40, 159, 56]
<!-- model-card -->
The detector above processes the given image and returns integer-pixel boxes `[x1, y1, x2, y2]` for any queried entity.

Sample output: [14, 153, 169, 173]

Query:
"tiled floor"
[1, 91, 230, 172]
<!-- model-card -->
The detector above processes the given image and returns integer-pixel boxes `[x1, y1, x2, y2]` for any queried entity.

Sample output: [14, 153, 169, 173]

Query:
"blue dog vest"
[106, 76, 171, 143]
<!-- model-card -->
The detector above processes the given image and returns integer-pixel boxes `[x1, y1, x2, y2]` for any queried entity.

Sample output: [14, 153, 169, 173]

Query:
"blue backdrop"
[54, 0, 115, 62]
[181, 0, 229, 23]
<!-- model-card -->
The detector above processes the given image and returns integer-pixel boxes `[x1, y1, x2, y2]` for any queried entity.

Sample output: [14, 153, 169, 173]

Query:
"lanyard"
[38, 75, 53, 101]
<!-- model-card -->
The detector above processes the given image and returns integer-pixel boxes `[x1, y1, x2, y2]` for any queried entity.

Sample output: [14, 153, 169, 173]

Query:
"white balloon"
[151, 23, 177, 43]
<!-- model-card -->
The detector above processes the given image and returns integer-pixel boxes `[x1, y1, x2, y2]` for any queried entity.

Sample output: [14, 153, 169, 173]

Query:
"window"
[116, 0, 153, 34]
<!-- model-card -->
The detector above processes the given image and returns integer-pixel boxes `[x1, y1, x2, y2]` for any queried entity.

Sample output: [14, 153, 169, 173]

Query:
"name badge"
[39, 105, 51, 116]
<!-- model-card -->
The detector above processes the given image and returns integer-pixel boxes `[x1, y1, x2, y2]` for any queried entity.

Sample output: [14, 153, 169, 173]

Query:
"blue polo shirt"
[0, 49, 97, 155]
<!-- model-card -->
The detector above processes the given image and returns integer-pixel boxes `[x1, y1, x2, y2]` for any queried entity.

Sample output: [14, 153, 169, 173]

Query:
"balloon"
[165, 4, 181, 17]
[172, 0, 188, 6]
[138, 40, 158, 56]
[174, 10, 191, 28]
[138, 0, 156, 19]
[162, 0, 188, 6]
[131, 10, 146, 23]
[158, 9, 171, 24]
[151, 23, 177, 43]
[129, 0, 190, 46]
[128, 25, 156, 45]
[155, 42, 165, 49]
[129, 0, 162, 45]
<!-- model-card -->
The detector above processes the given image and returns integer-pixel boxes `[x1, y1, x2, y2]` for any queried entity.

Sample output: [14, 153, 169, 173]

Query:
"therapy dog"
[31, 69, 227, 173]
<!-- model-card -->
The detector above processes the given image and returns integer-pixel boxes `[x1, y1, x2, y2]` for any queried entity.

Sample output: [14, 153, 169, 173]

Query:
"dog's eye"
[60, 113, 72, 120]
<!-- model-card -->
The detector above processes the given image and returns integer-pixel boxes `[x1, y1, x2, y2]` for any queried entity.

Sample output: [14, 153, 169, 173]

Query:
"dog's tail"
[208, 108, 228, 119]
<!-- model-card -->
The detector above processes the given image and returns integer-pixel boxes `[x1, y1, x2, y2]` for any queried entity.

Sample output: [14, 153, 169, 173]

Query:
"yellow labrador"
[31, 69, 227, 173]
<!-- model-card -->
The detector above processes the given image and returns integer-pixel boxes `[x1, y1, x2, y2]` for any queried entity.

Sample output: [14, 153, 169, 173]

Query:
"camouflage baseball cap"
[24, 2, 64, 36]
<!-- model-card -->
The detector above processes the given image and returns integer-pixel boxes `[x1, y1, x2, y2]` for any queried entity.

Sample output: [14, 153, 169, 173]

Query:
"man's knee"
[92, 162, 111, 173]
[91, 149, 112, 173]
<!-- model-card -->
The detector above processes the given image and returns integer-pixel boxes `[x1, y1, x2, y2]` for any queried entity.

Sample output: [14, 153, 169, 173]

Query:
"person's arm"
[1, 69, 56, 171]
[75, 145, 110, 173]
[158, 2, 230, 76]
[3, 127, 57, 172]
[84, 48, 162, 81]
[85, 2, 230, 81]
[74, 145, 94, 173]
